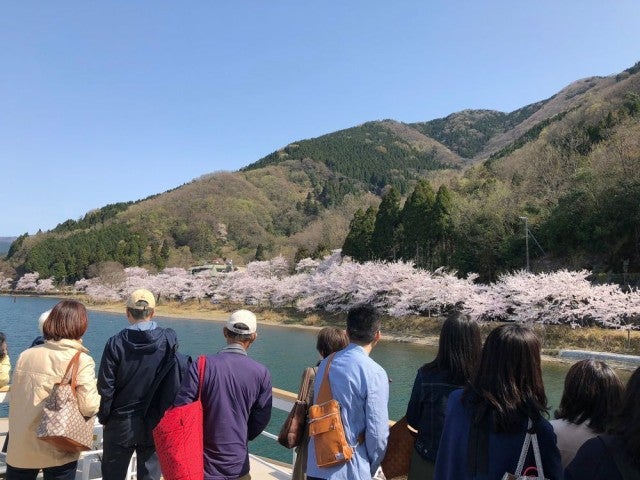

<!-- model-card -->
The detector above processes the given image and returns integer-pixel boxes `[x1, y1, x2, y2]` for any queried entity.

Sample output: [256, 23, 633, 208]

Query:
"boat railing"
[0, 385, 298, 480]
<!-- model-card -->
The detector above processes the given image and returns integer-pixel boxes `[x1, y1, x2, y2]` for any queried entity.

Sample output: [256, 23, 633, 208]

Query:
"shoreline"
[83, 301, 639, 369]
[5, 294, 640, 368]
[84, 301, 442, 347]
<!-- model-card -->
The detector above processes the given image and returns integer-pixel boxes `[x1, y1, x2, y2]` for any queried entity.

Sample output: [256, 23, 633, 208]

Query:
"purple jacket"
[173, 344, 272, 480]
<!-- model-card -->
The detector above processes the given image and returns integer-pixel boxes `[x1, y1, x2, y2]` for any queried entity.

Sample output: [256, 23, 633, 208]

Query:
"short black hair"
[554, 359, 623, 433]
[127, 307, 154, 321]
[346, 305, 380, 344]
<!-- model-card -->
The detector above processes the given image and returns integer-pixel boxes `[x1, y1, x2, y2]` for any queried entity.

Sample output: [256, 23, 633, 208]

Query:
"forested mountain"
[3, 61, 640, 284]
[0, 237, 16, 255]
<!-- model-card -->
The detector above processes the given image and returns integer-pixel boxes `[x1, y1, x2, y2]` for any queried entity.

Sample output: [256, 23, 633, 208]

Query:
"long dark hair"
[467, 324, 547, 432]
[612, 366, 640, 468]
[0, 332, 6, 361]
[554, 359, 623, 433]
[424, 311, 482, 385]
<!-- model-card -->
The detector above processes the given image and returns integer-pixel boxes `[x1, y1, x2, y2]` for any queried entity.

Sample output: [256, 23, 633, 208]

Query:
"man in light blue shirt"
[307, 305, 390, 480]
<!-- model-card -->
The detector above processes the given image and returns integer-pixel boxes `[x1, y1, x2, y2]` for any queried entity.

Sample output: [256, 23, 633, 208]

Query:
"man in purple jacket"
[173, 309, 272, 480]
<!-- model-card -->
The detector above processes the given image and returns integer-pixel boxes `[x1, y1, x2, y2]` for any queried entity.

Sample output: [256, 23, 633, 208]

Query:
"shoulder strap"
[513, 418, 545, 479]
[297, 367, 314, 402]
[196, 355, 206, 400]
[316, 353, 335, 404]
[62, 351, 82, 390]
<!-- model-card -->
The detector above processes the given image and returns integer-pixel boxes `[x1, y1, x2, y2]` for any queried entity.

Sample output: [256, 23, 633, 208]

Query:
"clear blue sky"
[1, 1, 639, 236]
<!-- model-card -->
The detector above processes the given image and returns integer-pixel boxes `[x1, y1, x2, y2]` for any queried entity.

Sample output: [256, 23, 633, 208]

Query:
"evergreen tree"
[399, 179, 436, 267]
[342, 206, 377, 262]
[254, 244, 266, 261]
[432, 185, 454, 268]
[371, 187, 401, 261]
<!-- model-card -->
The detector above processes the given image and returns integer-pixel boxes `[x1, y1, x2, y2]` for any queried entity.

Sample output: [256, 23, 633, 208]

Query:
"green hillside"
[3, 61, 640, 284]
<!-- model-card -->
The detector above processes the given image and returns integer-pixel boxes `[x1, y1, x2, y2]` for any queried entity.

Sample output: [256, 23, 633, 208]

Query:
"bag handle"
[61, 352, 82, 392]
[297, 367, 314, 402]
[316, 353, 336, 404]
[514, 418, 545, 479]
[196, 355, 206, 400]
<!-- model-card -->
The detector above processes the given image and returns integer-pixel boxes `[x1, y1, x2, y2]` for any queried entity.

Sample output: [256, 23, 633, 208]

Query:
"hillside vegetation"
[3, 61, 640, 285]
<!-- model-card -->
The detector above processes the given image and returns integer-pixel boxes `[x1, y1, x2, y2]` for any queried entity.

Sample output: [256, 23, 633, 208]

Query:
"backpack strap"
[316, 353, 336, 404]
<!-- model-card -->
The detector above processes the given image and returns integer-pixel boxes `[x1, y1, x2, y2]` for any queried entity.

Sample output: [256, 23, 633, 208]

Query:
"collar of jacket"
[44, 338, 89, 353]
[219, 343, 248, 356]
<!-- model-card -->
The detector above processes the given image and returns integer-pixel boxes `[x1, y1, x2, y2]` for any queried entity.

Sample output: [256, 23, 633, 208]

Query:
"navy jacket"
[406, 366, 460, 462]
[565, 435, 635, 480]
[435, 389, 563, 480]
[174, 344, 272, 480]
[97, 326, 181, 425]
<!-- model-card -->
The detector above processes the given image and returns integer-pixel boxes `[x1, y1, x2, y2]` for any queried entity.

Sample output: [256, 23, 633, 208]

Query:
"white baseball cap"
[226, 309, 257, 334]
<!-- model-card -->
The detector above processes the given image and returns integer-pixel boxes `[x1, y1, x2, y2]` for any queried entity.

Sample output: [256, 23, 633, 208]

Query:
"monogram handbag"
[501, 419, 550, 480]
[153, 355, 206, 480]
[36, 351, 95, 452]
[381, 416, 414, 479]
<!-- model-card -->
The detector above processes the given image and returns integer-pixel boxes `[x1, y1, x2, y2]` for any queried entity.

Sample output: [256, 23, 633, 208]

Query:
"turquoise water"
[0, 295, 575, 462]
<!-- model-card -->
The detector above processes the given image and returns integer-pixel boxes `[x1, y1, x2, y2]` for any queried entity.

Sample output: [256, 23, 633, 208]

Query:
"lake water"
[0, 295, 599, 462]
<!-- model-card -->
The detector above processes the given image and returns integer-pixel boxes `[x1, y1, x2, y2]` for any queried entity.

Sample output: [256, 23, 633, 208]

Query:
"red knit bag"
[153, 355, 206, 480]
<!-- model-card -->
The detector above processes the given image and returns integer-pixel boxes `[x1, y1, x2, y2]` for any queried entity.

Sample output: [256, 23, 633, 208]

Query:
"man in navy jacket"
[98, 289, 186, 480]
[173, 309, 272, 480]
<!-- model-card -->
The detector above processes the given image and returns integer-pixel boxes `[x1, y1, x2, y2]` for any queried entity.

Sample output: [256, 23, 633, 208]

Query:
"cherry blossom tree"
[15, 272, 40, 291]
[0, 273, 12, 291]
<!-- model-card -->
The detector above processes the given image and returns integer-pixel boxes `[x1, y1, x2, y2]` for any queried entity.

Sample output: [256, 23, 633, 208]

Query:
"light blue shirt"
[306, 343, 390, 480]
[126, 320, 158, 331]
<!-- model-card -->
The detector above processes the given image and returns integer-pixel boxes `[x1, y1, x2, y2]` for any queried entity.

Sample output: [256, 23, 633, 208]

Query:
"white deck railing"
[0, 386, 297, 480]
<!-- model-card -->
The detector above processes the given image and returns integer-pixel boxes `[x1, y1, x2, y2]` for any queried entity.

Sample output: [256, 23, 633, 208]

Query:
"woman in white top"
[550, 359, 623, 467]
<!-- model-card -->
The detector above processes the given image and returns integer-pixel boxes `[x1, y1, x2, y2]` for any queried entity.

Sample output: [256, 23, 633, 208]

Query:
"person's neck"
[351, 341, 374, 355]
[226, 339, 249, 350]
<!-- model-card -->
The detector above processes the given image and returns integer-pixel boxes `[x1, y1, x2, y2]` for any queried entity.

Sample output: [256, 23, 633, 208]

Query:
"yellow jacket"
[7, 339, 100, 468]
[0, 354, 10, 388]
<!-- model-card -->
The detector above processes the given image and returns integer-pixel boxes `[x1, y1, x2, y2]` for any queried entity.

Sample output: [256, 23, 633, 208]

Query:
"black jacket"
[97, 325, 186, 426]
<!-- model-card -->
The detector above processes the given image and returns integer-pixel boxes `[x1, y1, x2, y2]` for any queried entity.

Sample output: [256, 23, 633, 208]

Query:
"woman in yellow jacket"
[0, 331, 10, 388]
[6, 300, 100, 480]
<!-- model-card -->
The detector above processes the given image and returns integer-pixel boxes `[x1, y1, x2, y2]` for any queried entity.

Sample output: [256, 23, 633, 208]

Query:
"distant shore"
[83, 299, 442, 347]
[4, 293, 640, 368]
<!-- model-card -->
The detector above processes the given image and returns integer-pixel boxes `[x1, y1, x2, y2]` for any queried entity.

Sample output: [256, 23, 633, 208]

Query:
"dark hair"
[316, 327, 349, 358]
[43, 300, 88, 341]
[127, 307, 154, 321]
[554, 359, 623, 433]
[612, 366, 640, 467]
[346, 305, 381, 344]
[467, 324, 547, 432]
[424, 312, 481, 385]
[0, 332, 6, 361]
[223, 328, 254, 343]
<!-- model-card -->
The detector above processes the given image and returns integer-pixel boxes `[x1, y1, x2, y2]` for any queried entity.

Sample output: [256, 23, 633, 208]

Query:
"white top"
[550, 418, 598, 468]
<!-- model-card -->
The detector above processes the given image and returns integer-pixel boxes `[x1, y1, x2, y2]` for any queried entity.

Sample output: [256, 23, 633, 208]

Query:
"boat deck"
[0, 387, 294, 480]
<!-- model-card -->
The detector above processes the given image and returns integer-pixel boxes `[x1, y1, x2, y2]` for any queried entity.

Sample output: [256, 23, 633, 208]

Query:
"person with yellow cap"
[98, 289, 189, 480]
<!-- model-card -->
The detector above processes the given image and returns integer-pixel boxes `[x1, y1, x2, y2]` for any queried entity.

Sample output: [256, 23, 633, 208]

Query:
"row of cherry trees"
[3, 253, 640, 329]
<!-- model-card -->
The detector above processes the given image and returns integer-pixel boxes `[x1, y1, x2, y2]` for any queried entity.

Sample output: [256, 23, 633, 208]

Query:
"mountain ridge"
[3, 61, 640, 283]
